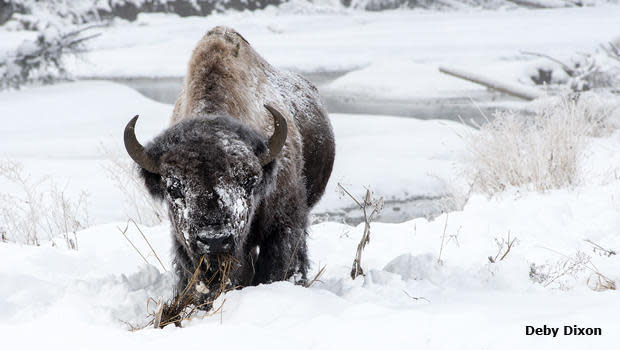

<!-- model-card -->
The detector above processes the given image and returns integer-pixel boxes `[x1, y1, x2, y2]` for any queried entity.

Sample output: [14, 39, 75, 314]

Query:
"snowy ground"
[2, 166, 620, 348]
[2, 3, 620, 349]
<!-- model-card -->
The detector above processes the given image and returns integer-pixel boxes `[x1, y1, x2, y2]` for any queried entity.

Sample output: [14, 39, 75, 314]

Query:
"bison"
[123, 26, 335, 303]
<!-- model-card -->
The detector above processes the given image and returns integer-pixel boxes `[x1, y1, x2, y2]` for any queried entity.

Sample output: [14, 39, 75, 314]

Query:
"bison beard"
[123, 26, 335, 308]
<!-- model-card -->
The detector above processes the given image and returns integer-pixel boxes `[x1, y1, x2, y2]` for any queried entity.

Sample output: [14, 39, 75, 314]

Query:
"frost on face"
[164, 134, 259, 255]
[213, 182, 250, 235]
[189, 181, 252, 255]
[168, 178, 251, 254]
[165, 176, 191, 247]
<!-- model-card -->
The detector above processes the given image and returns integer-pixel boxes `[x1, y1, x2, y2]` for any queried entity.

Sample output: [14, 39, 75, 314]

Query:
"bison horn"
[260, 105, 288, 166]
[124, 115, 160, 174]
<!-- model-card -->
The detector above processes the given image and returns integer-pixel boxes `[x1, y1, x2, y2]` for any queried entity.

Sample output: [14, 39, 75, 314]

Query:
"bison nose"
[196, 235, 236, 254]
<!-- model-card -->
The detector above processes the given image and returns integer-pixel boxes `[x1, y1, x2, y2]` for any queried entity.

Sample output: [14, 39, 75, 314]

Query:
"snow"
[0, 81, 172, 224]
[2, 82, 619, 349]
[0, 80, 469, 224]
[48, 4, 619, 104]
[3, 4, 619, 102]
[33, 5, 616, 81]
[326, 59, 487, 99]
[2, 175, 620, 348]
[316, 113, 470, 218]
[2, 3, 620, 349]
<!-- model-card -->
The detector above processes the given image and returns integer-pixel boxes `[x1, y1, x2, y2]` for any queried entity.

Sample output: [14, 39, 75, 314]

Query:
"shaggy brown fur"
[172, 26, 334, 208]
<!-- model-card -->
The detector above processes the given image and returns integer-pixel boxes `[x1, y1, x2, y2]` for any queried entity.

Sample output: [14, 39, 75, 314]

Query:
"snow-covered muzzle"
[165, 175, 256, 256]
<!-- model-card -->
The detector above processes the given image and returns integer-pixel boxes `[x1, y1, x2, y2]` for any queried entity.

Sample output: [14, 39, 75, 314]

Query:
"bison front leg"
[252, 227, 309, 285]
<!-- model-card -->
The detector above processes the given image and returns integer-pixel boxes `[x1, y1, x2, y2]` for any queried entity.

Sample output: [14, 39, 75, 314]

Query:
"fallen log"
[439, 66, 544, 101]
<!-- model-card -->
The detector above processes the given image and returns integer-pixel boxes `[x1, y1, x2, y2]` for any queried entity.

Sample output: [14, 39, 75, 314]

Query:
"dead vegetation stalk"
[488, 231, 518, 263]
[144, 254, 237, 329]
[305, 264, 327, 288]
[282, 228, 304, 280]
[117, 219, 167, 272]
[337, 183, 383, 280]
[437, 214, 449, 264]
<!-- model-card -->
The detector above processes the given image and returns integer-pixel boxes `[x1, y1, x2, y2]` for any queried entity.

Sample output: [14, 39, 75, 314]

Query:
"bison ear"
[140, 167, 165, 201]
[260, 105, 288, 166]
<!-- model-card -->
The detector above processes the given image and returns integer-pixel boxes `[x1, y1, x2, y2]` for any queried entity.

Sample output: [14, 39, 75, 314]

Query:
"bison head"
[124, 106, 287, 259]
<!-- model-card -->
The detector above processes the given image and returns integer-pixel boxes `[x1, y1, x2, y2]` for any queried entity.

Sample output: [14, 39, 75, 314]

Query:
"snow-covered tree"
[0, 25, 100, 90]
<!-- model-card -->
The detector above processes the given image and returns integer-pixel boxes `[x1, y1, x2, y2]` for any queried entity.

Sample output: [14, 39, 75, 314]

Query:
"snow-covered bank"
[3, 5, 619, 117]
[59, 4, 620, 106]
[56, 5, 620, 77]
[316, 113, 470, 218]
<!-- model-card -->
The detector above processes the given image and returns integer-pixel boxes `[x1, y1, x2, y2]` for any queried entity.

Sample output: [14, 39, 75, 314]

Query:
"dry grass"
[305, 264, 327, 288]
[124, 254, 237, 330]
[116, 221, 236, 330]
[100, 146, 165, 226]
[530, 248, 616, 291]
[437, 213, 449, 264]
[117, 219, 168, 271]
[0, 160, 89, 248]
[467, 94, 613, 195]
[282, 229, 305, 281]
[152, 254, 236, 328]
[584, 239, 617, 258]
[587, 272, 617, 292]
[529, 251, 591, 290]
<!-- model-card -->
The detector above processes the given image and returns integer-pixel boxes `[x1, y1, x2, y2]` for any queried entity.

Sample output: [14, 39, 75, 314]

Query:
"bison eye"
[166, 177, 185, 199]
[242, 175, 259, 191]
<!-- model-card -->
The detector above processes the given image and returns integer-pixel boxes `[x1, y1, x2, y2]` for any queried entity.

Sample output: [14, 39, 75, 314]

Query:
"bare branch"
[488, 231, 518, 263]
[600, 42, 620, 62]
[521, 51, 575, 76]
